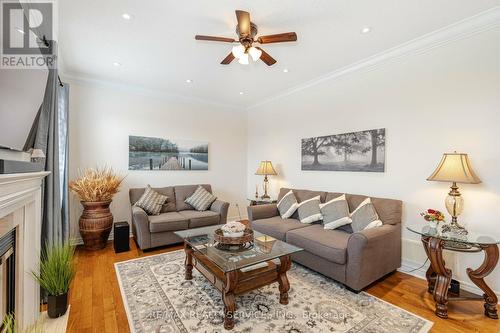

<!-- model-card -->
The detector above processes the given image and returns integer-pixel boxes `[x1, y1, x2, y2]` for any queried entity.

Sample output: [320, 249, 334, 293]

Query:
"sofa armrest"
[247, 204, 279, 222]
[210, 200, 229, 224]
[131, 206, 151, 249]
[345, 224, 401, 291]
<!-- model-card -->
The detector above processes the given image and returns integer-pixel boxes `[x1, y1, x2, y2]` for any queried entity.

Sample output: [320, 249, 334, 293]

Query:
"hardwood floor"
[68, 239, 499, 333]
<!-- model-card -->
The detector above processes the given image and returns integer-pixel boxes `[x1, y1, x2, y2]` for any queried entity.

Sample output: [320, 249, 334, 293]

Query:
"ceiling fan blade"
[257, 32, 297, 44]
[256, 47, 277, 66]
[195, 35, 236, 43]
[235, 10, 251, 36]
[220, 53, 235, 65]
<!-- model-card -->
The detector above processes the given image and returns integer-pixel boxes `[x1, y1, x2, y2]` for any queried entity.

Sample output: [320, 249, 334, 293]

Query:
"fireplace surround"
[0, 172, 48, 329]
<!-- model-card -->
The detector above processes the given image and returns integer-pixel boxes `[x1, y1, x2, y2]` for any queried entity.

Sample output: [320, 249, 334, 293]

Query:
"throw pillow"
[134, 185, 168, 215]
[184, 186, 217, 211]
[350, 198, 383, 232]
[297, 196, 323, 224]
[320, 194, 352, 230]
[277, 190, 299, 219]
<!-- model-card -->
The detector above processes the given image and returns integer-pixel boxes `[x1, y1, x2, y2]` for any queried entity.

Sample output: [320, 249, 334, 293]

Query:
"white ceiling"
[58, 0, 500, 108]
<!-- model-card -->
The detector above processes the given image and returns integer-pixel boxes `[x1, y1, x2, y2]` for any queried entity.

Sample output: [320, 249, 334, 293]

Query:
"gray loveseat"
[129, 184, 229, 250]
[248, 188, 402, 291]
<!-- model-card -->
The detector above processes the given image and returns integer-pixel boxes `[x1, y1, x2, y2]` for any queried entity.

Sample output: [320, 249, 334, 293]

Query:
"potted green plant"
[31, 242, 76, 318]
[1, 314, 44, 333]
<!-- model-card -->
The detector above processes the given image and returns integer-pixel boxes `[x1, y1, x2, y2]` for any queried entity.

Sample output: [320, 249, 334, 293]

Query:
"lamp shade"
[255, 161, 277, 176]
[427, 153, 481, 184]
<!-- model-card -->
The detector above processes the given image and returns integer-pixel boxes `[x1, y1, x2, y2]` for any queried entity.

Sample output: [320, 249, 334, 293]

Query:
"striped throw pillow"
[135, 185, 168, 215]
[350, 198, 383, 232]
[277, 190, 299, 219]
[297, 196, 323, 224]
[185, 186, 217, 211]
[320, 194, 352, 230]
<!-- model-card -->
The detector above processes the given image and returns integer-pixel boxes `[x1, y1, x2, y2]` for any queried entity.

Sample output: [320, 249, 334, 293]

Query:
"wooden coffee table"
[174, 225, 302, 330]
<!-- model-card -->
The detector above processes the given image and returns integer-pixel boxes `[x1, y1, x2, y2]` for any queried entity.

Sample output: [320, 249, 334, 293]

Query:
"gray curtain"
[24, 49, 69, 246]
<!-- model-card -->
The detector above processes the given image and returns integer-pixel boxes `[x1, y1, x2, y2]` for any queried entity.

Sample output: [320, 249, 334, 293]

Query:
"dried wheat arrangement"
[69, 167, 125, 202]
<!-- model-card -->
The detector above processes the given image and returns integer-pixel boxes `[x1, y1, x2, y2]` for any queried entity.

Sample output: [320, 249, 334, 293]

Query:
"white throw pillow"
[277, 190, 299, 219]
[297, 196, 323, 224]
[320, 194, 352, 230]
[350, 198, 383, 232]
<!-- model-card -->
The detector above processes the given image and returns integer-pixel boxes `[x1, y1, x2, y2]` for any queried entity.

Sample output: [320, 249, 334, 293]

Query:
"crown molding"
[60, 72, 242, 111]
[247, 6, 500, 111]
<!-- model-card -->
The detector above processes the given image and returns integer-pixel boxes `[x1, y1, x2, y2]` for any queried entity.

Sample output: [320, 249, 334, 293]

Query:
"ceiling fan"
[195, 10, 297, 66]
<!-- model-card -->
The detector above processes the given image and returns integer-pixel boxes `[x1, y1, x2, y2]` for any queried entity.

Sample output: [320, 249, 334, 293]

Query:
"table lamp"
[427, 152, 481, 234]
[255, 161, 277, 199]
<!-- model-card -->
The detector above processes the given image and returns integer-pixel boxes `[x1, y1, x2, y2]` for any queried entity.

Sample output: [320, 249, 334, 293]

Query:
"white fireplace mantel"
[0, 171, 49, 328]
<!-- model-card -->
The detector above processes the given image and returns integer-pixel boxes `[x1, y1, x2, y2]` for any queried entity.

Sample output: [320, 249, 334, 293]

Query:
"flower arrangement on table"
[221, 221, 246, 237]
[420, 208, 445, 228]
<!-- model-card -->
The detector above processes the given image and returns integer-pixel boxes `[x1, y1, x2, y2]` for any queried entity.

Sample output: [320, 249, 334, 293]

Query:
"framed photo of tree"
[301, 128, 385, 172]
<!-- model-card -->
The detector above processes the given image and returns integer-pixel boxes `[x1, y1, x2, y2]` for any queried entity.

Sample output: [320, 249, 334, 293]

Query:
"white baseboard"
[71, 215, 244, 246]
[399, 258, 500, 304]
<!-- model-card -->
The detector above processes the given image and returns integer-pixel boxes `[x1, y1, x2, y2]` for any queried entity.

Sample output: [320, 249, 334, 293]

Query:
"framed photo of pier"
[128, 135, 209, 171]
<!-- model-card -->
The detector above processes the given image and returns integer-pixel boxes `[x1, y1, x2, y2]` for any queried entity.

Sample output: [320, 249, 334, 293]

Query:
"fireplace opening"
[0, 229, 16, 324]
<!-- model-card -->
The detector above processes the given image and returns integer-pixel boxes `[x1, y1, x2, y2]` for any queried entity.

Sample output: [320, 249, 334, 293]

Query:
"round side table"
[407, 224, 499, 319]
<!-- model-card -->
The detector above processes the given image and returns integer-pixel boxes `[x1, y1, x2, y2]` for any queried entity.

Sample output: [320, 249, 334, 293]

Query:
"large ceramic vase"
[47, 293, 68, 318]
[79, 200, 113, 250]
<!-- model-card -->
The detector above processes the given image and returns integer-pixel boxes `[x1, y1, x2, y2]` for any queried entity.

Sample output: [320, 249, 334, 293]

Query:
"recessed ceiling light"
[186, 79, 193, 83]
[283, 68, 289, 73]
[113, 62, 122, 67]
[361, 26, 372, 34]
[122, 13, 132, 20]
[239, 91, 244, 95]
[16, 28, 25, 34]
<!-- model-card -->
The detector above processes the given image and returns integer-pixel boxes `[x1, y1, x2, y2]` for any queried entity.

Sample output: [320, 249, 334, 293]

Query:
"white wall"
[247, 27, 500, 293]
[67, 80, 248, 240]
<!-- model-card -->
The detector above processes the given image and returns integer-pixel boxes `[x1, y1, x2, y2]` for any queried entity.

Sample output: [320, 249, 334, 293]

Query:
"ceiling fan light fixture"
[248, 46, 262, 61]
[232, 44, 245, 59]
[238, 53, 249, 65]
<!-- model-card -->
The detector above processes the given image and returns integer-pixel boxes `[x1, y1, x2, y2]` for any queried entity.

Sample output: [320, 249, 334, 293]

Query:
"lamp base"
[260, 194, 270, 200]
[442, 220, 468, 236]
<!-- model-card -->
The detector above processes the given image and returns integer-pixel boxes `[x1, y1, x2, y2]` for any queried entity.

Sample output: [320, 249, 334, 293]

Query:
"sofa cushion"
[175, 184, 212, 211]
[184, 186, 217, 211]
[251, 216, 310, 241]
[134, 185, 168, 215]
[286, 225, 349, 264]
[148, 212, 189, 233]
[130, 186, 176, 213]
[179, 210, 220, 228]
[325, 192, 402, 225]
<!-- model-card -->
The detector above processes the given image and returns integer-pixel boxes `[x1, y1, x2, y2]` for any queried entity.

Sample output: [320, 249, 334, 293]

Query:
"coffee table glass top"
[407, 224, 500, 246]
[174, 225, 303, 273]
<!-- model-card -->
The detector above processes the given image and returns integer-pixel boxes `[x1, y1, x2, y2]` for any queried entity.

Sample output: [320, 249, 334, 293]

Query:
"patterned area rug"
[115, 250, 433, 333]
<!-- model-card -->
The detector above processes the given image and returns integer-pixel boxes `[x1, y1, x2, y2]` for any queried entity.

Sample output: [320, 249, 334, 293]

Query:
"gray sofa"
[129, 184, 229, 250]
[248, 188, 402, 291]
